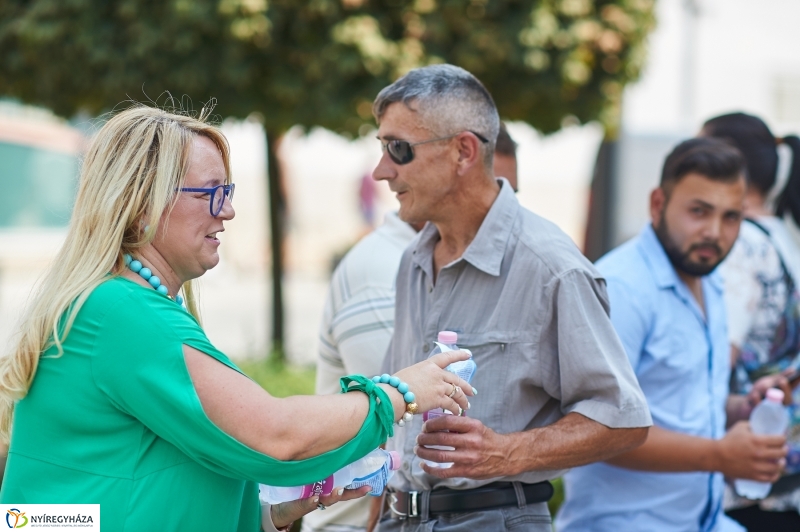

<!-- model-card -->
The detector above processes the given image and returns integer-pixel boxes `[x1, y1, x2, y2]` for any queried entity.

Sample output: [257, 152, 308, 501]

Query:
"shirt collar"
[637, 223, 723, 293]
[411, 178, 518, 277]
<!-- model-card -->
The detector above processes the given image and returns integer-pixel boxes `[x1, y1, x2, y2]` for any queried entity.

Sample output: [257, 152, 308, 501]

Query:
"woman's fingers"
[338, 486, 371, 502]
[448, 374, 475, 397]
[392, 353, 476, 415]
[318, 486, 371, 509]
[444, 377, 473, 413]
[429, 350, 471, 369]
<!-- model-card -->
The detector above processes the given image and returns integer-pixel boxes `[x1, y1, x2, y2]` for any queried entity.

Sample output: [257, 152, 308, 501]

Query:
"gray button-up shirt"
[383, 179, 652, 491]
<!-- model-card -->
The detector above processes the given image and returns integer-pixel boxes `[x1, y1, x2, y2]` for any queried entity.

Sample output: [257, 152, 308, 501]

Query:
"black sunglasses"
[378, 131, 490, 165]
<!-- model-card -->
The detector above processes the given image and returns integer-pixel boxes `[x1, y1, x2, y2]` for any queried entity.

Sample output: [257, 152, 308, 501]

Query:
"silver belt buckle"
[408, 490, 419, 518]
[388, 490, 419, 520]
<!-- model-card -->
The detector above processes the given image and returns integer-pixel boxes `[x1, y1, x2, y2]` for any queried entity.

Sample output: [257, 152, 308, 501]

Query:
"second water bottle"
[734, 388, 789, 499]
[259, 448, 401, 504]
[422, 331, 477, 468]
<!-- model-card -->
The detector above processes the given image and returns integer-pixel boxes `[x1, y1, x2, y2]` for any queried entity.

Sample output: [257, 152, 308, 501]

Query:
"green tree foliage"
[332, 0, 655, 135]
[0, 0, 655, 356]
[0, 0, 655, 136]
[0, 0, 386, 130]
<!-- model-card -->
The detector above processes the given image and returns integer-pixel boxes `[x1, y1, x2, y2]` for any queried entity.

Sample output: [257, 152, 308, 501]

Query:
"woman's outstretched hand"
[269, 485, 371, 530]
[388, 350, 475, 419]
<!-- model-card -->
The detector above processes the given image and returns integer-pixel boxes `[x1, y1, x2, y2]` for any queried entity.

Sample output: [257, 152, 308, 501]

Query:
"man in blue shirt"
[556, 138, 788, 532]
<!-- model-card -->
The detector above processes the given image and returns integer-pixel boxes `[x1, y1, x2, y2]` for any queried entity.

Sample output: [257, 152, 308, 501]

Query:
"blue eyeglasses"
[177, 184, 235, 217]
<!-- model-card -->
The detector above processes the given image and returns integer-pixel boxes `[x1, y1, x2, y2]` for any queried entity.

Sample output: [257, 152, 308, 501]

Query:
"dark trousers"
[726, 505, 800, 532]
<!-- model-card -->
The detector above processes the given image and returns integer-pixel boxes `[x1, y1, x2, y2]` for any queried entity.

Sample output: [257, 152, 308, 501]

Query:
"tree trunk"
[265, 128, 285, 362]
[583, 140, 618, 262]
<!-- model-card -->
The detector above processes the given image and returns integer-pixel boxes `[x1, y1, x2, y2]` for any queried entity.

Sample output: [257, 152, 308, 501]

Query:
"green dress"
[0, 277, 391, 531]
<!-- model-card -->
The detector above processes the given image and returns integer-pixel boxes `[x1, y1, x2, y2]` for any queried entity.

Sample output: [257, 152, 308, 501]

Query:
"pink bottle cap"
[438, 331, 457, 343]
[766, 388, 785, 403]
[388, 451, 401, 471]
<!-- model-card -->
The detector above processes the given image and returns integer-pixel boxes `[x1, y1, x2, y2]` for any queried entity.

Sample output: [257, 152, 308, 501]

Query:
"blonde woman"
[0, 106, 473, 532]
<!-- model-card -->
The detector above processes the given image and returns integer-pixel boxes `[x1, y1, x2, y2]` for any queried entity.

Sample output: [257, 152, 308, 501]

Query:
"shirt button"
[403, 462, 410, 471]
[423, 343, 429, 352]
[428, 286, 433, 293]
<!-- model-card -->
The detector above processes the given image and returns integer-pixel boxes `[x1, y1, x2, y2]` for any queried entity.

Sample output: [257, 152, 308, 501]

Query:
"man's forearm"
[417, 412, 647, 479]
[605, 425, 717, 472]
[505, 412, 648, 474]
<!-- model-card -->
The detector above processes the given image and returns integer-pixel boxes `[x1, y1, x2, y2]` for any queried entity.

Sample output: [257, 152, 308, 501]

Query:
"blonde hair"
[0, 105, 231, 445]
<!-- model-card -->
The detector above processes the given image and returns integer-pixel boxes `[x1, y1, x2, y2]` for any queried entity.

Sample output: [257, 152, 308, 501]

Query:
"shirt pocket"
[453, 331, 536, 431]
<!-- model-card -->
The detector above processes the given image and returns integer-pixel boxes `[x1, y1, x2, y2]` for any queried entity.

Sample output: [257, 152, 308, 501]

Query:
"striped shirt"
[303, 212, 416, 532]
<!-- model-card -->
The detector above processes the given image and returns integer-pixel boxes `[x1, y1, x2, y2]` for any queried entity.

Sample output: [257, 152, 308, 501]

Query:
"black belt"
[388, 481, 553, 519]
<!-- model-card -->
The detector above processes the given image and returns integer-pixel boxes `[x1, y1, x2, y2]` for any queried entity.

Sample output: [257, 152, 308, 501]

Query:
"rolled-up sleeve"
[539, 269, 652, 429]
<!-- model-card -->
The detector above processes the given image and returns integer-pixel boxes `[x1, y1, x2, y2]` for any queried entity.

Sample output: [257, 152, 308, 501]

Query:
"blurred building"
[610, 0, 800, 248]
[0, 104, 82, 355]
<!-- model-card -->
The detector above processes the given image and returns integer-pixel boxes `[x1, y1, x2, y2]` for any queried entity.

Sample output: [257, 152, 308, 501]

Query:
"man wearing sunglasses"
[373, 64, 652, 532]
[306, 124, 518, 532]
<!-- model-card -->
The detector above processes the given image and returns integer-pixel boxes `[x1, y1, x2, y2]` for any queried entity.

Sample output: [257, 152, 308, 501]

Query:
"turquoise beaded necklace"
[123, 254, 184, 306]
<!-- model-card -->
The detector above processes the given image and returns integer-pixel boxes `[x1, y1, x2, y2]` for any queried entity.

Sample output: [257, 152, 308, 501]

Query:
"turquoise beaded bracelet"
[372, 373, 418, 427]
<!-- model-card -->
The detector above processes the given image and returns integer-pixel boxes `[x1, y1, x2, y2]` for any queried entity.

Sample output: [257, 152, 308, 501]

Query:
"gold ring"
[447, 383, 458, 398]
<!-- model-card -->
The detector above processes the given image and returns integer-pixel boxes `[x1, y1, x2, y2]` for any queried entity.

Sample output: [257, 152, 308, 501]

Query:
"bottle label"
[433, 343, 476, 382]
[422, 409, 452, 422]
[346, 464, 392, 496]
[433, 342, 452, 353]
[300, 475, 335, 498]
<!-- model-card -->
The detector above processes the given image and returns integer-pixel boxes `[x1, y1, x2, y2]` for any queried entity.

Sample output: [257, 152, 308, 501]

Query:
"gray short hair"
[373, 64, 500, 169]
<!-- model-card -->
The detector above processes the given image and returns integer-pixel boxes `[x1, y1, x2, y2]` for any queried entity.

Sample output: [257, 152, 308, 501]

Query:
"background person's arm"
[416, 412, 647, 479]
[605, 423, 786, 482]
[185, 346, 474, 461]
[726, 372, 794, 426]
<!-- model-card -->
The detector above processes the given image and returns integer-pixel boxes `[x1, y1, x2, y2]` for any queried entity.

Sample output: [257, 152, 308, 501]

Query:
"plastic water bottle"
[343, 449, 401, 495]
[735, 388, 790, 499]
[422, 331, 477, 468]
[259, 449, 400, 504]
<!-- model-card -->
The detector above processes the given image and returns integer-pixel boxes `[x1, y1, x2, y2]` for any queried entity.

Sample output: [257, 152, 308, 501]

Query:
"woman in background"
[703, 112, 800, 530]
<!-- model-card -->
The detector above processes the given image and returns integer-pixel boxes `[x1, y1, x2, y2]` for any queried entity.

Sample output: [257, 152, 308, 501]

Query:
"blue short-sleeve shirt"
[556, 225, 744, 532]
